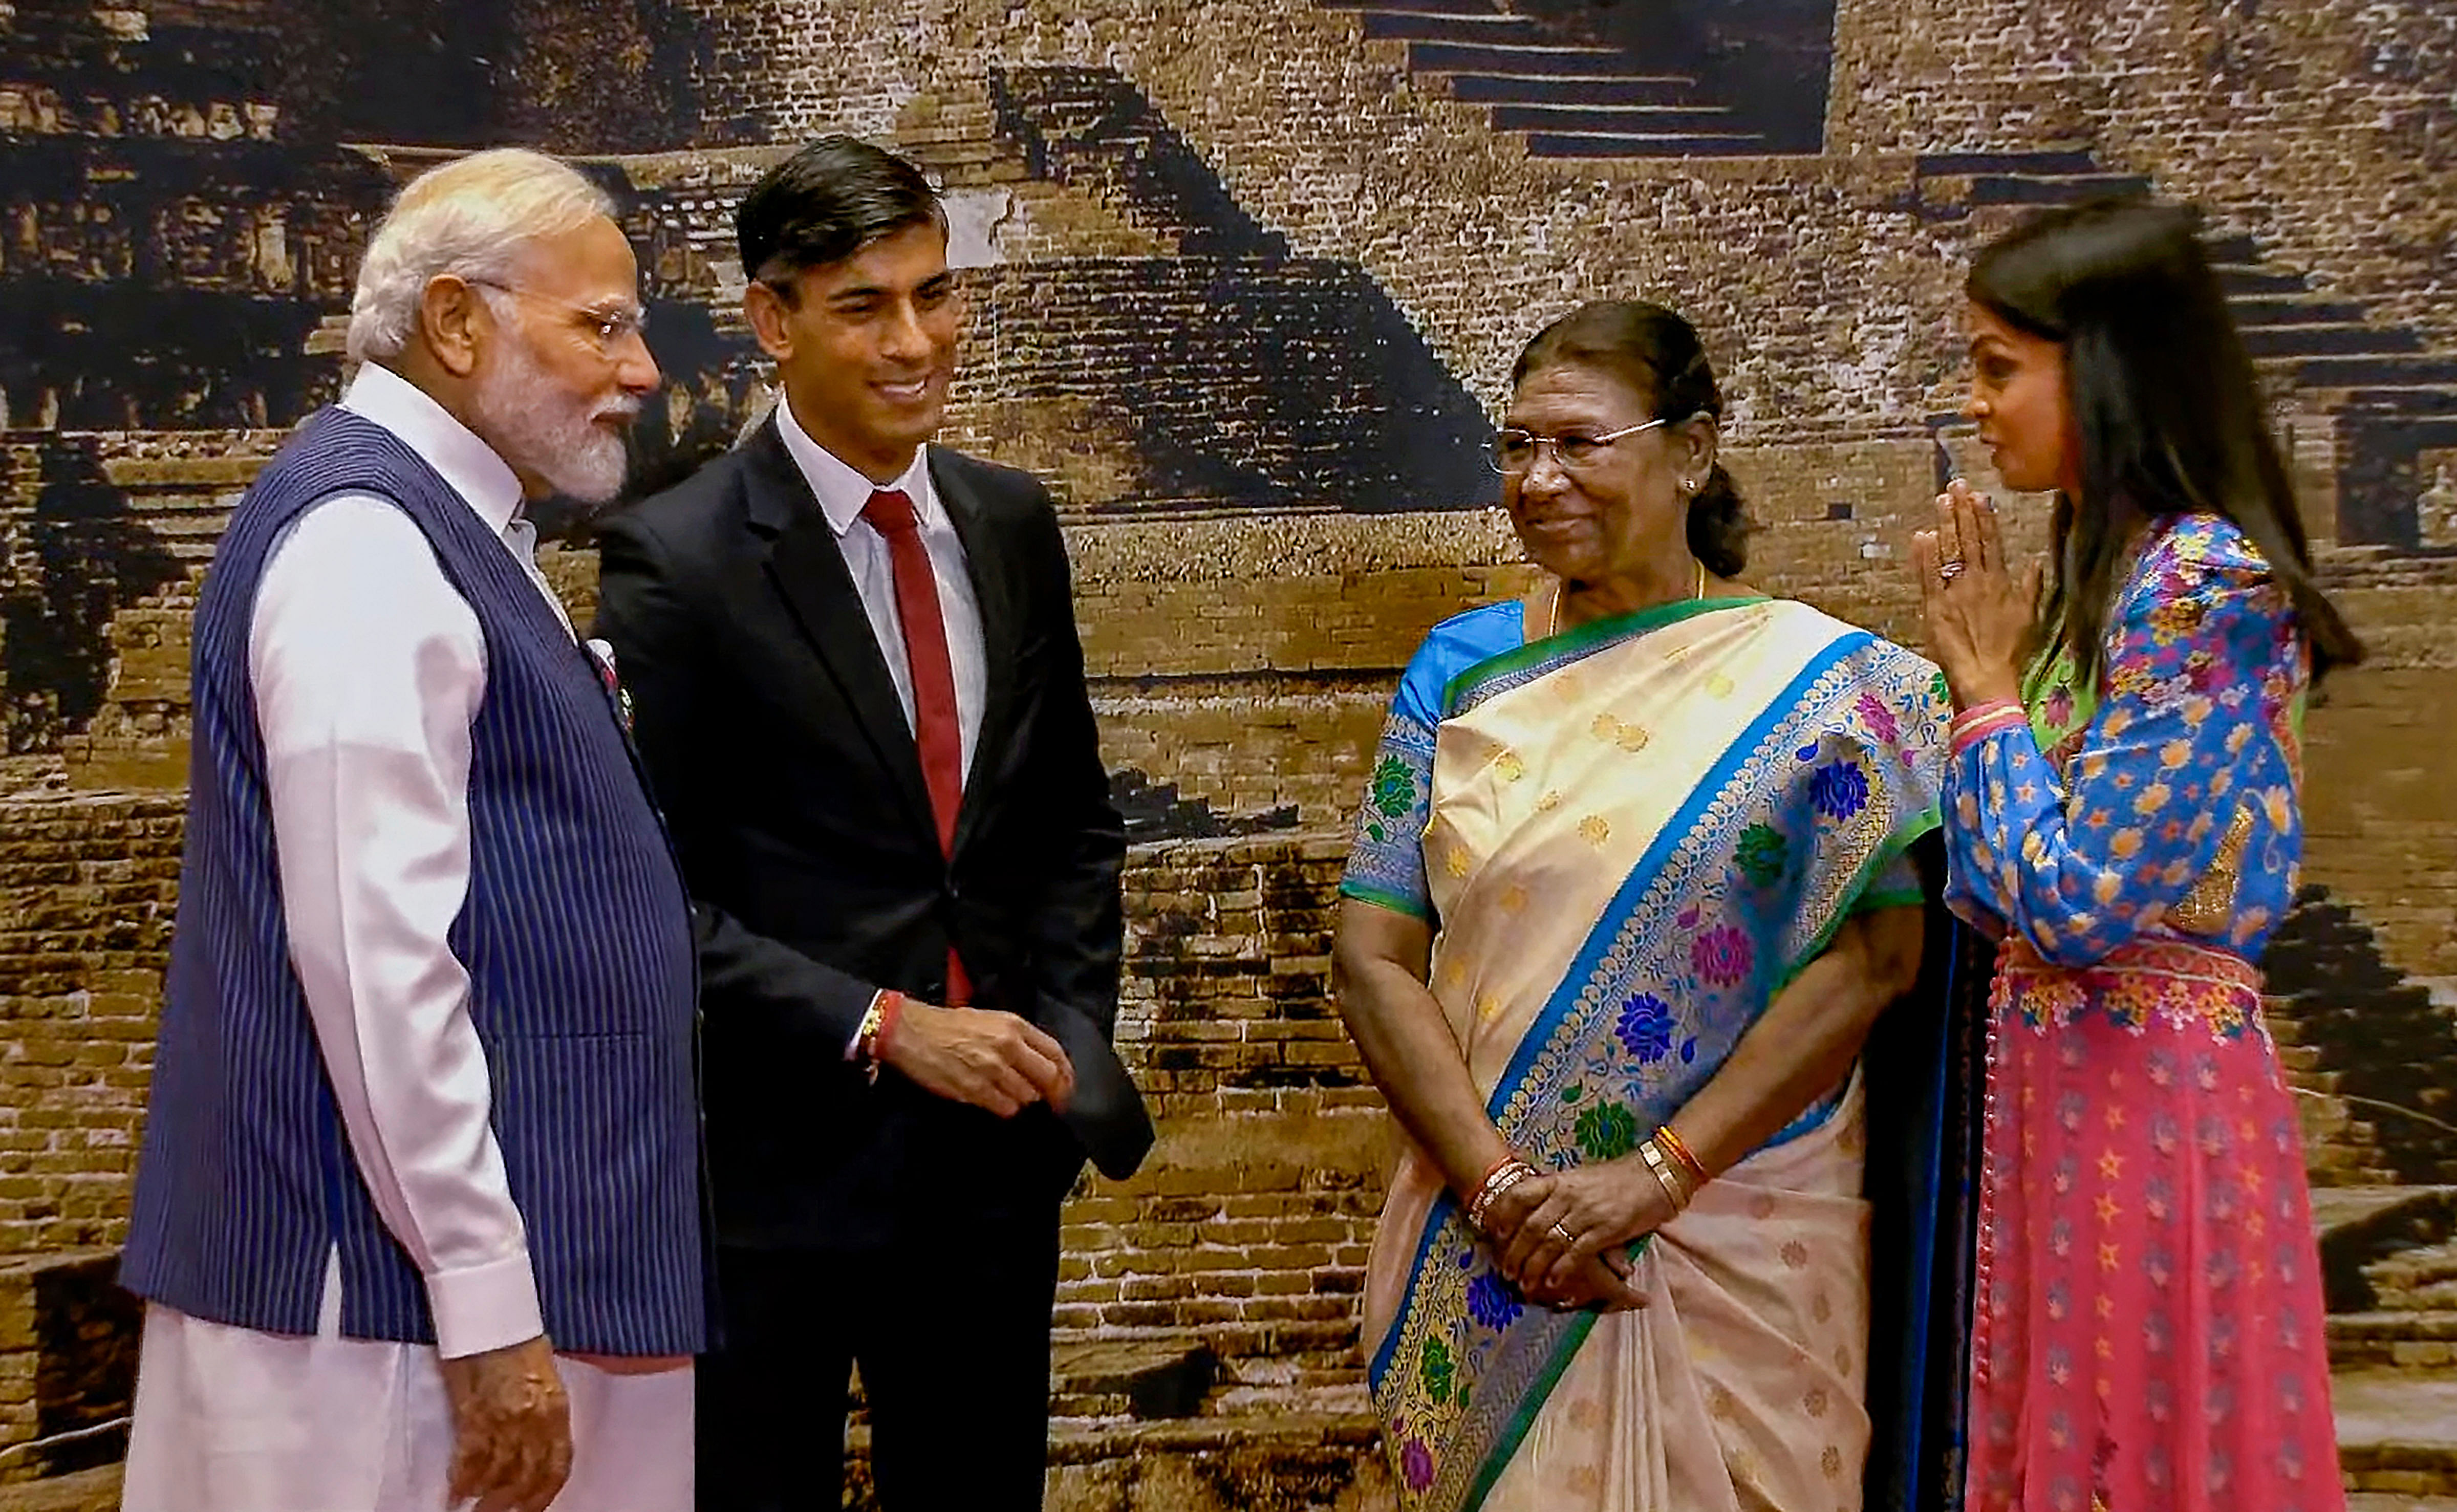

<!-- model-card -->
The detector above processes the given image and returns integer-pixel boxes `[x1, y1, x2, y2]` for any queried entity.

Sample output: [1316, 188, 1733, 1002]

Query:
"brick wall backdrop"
[2, 0, 2454, 1501]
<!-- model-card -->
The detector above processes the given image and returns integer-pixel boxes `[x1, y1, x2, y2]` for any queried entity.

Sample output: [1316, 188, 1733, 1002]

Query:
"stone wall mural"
[2, 0, 2454, 1505]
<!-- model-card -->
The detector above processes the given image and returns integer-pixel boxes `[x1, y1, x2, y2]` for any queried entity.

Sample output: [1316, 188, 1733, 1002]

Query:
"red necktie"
[860, 488, 970, 1005]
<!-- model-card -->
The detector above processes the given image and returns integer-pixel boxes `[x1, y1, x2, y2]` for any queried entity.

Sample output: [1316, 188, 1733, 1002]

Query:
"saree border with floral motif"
[1366, 601, 1946, 1512]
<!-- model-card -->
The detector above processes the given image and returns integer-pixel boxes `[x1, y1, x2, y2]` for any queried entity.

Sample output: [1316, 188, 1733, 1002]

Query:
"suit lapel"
[742, 420, 939, 847]
[931, 451, 1019, 860]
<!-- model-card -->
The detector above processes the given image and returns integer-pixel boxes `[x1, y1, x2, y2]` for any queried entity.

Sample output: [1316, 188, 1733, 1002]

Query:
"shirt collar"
[338, 362, 527, 538]
[774, 388, 933, 539]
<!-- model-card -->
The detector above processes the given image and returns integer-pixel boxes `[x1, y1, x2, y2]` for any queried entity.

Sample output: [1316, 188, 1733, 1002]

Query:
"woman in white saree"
[1334, 303, 1952, 1512]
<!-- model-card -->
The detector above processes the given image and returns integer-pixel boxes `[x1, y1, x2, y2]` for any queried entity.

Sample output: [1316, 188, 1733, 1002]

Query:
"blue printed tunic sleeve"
[1340, 602, 1525, 921]
[1942, 515, 2307, 966]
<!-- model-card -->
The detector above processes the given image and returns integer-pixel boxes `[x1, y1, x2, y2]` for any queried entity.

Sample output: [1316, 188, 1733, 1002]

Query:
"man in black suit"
[592, 136, 1152, 1511]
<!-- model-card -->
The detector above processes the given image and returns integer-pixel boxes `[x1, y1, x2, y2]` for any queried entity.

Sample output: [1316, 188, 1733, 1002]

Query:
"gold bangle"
[1638, 1139, 1693, 1213]
[1654, 1124, 1710, 1188]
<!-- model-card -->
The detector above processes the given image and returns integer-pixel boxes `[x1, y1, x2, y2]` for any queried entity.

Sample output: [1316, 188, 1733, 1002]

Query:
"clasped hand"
[1476, 1161, 1669, 1312]
[884, 1000, 1075, 1118]
[1910, 479, 2038, 710]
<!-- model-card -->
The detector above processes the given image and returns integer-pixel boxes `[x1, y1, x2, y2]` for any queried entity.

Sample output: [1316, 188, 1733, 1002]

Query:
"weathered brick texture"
[1829, 0, 2457, 352]
[0, 795, 180, 1264]
[1080, 836, 1383, 1394]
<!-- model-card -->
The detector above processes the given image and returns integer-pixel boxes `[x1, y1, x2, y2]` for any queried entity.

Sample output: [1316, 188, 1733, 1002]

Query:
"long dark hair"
[1967, 198, 2363, 687]
[1510, 300, 1752, 577]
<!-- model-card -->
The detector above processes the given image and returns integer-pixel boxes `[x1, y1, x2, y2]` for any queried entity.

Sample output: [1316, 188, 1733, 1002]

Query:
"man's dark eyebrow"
[824, 275, 953, 306]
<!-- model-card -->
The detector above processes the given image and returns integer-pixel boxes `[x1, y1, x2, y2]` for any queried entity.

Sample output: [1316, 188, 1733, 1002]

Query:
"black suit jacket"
[592, 418, 1151, 1255]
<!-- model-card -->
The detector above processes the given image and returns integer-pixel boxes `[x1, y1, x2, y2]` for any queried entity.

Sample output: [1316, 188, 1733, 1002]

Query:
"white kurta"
[122, 363, 692, 1512]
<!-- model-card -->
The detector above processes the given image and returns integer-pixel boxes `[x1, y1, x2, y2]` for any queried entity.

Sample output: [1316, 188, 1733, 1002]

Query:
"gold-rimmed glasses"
[465, 277, 649, 355]
[1485, 416, 1669, 476]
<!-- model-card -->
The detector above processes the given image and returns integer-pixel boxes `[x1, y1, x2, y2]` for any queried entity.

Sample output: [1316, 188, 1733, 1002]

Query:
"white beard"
[472, 336, 637, 505]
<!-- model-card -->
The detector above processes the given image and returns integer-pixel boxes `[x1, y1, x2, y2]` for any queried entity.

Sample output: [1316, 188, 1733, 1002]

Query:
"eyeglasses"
[1486, 417, 1668, 476]
[465, 277, 649, 355]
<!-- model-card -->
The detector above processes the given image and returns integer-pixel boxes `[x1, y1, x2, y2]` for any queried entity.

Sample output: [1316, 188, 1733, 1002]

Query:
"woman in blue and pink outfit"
[1914, 199, 2361, 1512]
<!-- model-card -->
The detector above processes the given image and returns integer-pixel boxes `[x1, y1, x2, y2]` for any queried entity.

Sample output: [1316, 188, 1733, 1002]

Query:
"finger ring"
[1936, 557, 1966, 583]
[1550, 1221, 1575, 1243]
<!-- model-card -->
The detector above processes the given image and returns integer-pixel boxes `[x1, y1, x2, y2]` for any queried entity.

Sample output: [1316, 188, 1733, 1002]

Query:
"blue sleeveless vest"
[121, 407, 703, 1355]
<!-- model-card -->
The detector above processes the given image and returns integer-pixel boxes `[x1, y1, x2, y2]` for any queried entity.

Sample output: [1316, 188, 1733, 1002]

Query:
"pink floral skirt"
[1964, 937, 2344, 1512]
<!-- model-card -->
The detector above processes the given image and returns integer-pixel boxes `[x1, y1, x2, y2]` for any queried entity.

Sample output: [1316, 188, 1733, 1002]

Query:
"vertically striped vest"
[121, 408, 704, 1355]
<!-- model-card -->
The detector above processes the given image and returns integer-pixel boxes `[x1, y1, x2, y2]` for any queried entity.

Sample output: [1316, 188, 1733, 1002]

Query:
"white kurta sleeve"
[248, 492, 543, 1360]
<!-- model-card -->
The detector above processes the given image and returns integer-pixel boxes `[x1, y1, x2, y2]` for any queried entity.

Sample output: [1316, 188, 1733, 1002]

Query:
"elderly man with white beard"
[117, 148, 700, 1512]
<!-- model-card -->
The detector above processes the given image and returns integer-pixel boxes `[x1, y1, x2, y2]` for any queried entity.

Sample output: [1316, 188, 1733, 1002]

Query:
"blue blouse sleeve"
[1942, 519, 2301, 966]
[1340, 703, 1437, 919]
[1340, 604, 1523, 921]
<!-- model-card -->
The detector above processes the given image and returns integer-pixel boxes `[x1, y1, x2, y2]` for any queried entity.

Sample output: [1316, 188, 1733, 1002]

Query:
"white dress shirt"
[773, 390, 987, 776]
[123, 362, 691, 1512]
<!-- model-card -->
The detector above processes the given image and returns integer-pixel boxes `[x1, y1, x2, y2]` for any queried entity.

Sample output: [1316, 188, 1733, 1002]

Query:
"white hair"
[345, 148, 617, 365]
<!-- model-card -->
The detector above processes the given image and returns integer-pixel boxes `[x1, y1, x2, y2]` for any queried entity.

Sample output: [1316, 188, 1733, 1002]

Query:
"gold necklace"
[1545, 559, 1706, 639]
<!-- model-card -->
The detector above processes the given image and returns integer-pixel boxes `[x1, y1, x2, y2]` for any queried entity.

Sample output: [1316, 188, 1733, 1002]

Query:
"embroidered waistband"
[1995, 934, 2262, 991]
[1994, 935, 2269, 1042]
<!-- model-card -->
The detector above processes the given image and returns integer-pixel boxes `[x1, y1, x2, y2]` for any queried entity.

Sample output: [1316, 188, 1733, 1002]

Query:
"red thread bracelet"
[873, 991, 904, 1063]
[1949, 700, 2029, 757]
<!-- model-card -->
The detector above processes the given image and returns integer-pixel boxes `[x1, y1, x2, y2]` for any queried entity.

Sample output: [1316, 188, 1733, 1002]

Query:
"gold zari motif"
[2167, 802, 2253, 936]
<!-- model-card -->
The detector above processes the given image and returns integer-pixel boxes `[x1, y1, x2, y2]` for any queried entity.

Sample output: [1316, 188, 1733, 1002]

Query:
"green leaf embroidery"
[1370, 754, 1417, 819]
[1420, 1334, 1456, 1402]
[1736, 822, 1790, 888]
[1573, 1100, 1639, 1160]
